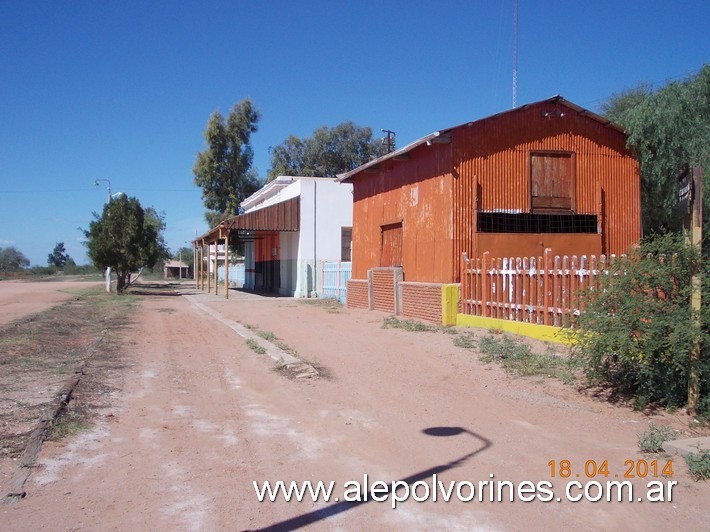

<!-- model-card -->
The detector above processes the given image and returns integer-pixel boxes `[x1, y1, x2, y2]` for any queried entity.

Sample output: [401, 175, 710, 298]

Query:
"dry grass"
[0, 287, 133, 458]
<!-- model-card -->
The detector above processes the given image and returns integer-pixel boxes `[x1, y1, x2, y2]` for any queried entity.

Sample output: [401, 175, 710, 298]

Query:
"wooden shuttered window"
[531, 152, 574, 212]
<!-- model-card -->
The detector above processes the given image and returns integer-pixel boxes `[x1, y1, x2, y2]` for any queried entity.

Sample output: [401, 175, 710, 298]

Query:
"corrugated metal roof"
[337, 96, 623, 183]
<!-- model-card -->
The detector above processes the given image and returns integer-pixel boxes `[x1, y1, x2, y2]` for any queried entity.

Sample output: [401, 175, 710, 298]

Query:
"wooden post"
[214, 233, 220, 296]
[543, 248, 553, 326]
[224, 229, 229, 300]
[197, 242, 200, 290]
[561, 255, 570, 328]
[461, 253, 469, 314]
[482, 251, 491, 317]
[194, 242, 198, 289]
[201, 239, 206, 291]
[207, 241, 211, 294]
[684, 166, 703, 414]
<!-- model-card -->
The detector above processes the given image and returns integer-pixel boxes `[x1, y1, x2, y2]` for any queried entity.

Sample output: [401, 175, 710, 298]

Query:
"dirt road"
[2, 283, 708, 530]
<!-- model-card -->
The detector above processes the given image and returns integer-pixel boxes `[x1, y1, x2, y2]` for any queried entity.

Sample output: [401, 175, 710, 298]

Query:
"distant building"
[163, 260, 189, 279]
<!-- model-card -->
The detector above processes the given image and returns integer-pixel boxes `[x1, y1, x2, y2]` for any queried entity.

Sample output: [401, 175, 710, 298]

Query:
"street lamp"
[94, 178, 112, 202]
[93, 178, 113, 292]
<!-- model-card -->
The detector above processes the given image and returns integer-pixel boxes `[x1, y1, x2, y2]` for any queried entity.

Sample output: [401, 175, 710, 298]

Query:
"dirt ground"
[0, 278, 100, 328]
[1, 280, 708, 531]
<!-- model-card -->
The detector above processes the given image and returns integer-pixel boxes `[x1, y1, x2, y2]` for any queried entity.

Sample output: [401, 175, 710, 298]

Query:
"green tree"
[85, 195, 169, 293]
[0, 246, 30, 272]
[267, 121, 382, 181]
[193, 98, 261, 227]
[602, 65, 710, 245]
[47, 241, 71, 269]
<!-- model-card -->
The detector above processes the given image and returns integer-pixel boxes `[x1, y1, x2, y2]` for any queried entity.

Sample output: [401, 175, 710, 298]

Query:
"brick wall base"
[400, 282, 443, 324]
[347, 271, 459, 326]
[371, 269, 396, 312]
[346, 279, 370, 309]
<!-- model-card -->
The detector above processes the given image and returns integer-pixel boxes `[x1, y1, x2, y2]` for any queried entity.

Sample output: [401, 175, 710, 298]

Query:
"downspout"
[313, 179, 317, 297]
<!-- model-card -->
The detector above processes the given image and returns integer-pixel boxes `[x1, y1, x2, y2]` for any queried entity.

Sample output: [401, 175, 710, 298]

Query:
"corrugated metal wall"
[351, 146, 454, 280]
[451, 100, 639, 281]
[352, 100, 640, 283]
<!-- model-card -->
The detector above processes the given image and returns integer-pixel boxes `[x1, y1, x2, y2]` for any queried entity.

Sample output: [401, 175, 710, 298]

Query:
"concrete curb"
[183, 295, 318, 378]
[662, 436, 710, 459]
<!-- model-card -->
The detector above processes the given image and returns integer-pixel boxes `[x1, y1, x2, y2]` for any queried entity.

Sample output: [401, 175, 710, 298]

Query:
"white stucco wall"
[295, 178, 353, 297]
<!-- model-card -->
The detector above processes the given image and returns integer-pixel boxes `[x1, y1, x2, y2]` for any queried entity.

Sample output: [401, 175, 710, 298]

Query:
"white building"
[239, 176, 353, 297]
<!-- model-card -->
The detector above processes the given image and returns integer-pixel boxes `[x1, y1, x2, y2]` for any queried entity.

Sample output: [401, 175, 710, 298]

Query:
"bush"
[573, 233, 708, 413]
[685, 451, 710, 480]
[636, 423, 678, 453]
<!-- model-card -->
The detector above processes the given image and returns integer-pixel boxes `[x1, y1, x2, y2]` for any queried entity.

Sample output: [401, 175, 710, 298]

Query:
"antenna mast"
[512, 0, 518, 108]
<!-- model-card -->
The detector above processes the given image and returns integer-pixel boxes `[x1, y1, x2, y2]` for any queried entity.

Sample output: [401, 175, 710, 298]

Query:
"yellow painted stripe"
[455, 314, 575, 345]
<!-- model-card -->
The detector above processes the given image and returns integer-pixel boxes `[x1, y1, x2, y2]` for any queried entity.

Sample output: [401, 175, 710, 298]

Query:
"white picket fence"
[217, 262, 246, 287]
[320, 261, 352, 303]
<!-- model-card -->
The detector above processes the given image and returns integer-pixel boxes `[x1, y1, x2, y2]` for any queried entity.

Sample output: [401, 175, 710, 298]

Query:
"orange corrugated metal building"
[339, 96, 640, 285]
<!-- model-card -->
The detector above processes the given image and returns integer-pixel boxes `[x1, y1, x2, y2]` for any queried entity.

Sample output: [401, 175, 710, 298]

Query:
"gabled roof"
[337, 96, 623, 183]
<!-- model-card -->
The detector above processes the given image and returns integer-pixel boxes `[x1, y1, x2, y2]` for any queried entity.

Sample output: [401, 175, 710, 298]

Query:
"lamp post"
[93, 178, 113, 292]
[94, 178, 112, 203]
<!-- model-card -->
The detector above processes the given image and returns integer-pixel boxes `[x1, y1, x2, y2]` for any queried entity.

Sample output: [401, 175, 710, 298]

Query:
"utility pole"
[179, 249, 182, 280]
[94, 178, 113, 291]
[381, 129, 396, 154]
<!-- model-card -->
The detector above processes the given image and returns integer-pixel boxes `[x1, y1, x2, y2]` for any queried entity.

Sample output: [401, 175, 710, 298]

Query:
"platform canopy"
[194, 196, 300, 244]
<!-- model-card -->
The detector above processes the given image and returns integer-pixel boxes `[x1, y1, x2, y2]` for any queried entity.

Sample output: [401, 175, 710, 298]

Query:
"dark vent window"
[477, 212, 597, 233]
[341, 227, 352, 262]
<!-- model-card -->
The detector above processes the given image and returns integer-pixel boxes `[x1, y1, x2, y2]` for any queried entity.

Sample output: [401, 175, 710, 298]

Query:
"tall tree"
[267, 121, 382, 181]
[0, 246, 30, 272]
[602, 65, 710, 245]
[193, 98, 262, 227]
[47, 241, 71, 269]
[85, 195, 169, 293]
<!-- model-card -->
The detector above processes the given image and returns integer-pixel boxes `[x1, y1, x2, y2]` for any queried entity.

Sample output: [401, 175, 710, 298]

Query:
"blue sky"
[1, 1, 708, 266]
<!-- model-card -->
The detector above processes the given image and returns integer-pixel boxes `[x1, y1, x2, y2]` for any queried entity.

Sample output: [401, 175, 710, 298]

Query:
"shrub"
[685, 450, 710, 480]
[573, 233, 708, 413]
[636, 423, 678, 453]
[382, 316, 436, 332]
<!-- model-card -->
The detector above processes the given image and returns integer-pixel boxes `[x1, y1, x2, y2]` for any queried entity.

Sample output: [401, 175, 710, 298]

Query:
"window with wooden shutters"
[380, 222, 403, 267]
[531, 152, 574, 212]
[341, 227, 352, 261]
